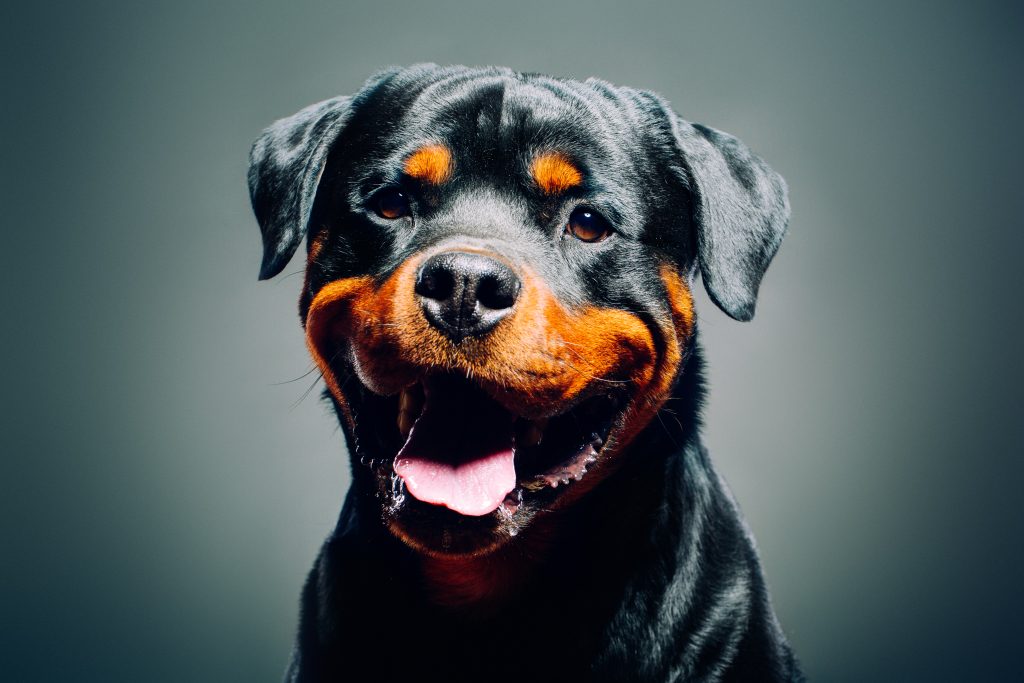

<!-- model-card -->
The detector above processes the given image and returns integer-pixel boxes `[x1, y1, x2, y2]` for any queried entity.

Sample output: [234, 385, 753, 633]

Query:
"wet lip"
[350, 373, 620, 517]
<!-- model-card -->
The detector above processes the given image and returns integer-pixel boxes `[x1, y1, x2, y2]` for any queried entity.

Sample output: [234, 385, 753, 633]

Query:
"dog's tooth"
[532, 418, 550, 445]
[397, 386, 426, 438]
[521, 422, 544, 447]
[399, 385, 424, 414]
[397, 409, 414, 438]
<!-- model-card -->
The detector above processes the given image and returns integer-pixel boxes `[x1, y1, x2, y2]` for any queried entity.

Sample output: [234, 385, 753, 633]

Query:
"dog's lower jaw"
[418, 537, 550, 612]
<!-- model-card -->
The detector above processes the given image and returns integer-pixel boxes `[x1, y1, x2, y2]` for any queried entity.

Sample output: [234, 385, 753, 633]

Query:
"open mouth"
[348, 373, 621, 518]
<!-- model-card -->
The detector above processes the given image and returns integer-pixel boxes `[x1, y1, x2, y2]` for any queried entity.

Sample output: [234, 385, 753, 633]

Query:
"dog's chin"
[341, 371, 624, 557]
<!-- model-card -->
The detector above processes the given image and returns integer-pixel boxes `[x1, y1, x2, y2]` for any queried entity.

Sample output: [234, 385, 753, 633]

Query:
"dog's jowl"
[249, 64, 801, 682]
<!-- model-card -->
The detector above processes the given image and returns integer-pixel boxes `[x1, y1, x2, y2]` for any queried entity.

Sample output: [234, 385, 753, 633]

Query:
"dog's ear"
[247, 95, 355, 280]
[678, 121, 789, 321]
[647, 96, 789, 321]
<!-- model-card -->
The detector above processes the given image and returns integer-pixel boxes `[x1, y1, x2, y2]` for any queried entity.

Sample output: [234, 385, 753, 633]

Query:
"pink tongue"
[393, 378, 516, 517]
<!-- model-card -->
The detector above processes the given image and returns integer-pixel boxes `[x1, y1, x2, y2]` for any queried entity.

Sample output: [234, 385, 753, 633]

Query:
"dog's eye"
[374, 188, 410, 219]
[566, 208, 612, 243]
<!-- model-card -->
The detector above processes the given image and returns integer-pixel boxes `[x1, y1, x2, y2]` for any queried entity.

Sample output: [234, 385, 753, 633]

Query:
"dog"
[249, 64, 801, 682]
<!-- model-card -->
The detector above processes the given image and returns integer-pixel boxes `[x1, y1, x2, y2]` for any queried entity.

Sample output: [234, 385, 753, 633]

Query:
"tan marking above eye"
[404, 144, 453, 185]
[531, 152, 583, 194]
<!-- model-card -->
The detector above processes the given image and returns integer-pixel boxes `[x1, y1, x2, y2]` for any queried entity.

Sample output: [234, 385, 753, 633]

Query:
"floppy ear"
[667, 113, 790, 321]
[247, 95, 354, 280]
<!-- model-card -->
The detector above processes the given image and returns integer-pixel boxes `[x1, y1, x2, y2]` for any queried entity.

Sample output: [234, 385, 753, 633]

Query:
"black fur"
[250, 64, 800, 682]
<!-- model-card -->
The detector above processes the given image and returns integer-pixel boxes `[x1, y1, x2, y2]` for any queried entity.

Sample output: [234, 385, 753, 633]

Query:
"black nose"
[415, 252, 521, 341]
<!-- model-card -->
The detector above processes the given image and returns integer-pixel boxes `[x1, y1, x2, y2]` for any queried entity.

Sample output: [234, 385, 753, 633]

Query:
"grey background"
[3, 1, 1022, 681]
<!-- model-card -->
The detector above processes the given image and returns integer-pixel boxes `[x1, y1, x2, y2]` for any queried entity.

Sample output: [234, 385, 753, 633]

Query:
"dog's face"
[249, 65, 788, 556]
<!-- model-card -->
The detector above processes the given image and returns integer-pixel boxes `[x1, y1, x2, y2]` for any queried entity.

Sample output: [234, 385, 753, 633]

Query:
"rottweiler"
[249, 64, 801, 682]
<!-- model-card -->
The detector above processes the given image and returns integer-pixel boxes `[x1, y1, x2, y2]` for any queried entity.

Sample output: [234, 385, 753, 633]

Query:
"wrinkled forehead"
[348, 70, 643, 188]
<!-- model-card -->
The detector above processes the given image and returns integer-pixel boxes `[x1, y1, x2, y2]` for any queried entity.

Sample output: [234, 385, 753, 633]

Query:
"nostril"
[476, 274, 519, 311]
[415, 266, 455, 301]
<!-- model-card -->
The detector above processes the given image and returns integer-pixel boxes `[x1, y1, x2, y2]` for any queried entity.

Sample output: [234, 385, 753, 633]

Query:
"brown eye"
[566, 208, 612, 242]
[375, 188, 410, 219]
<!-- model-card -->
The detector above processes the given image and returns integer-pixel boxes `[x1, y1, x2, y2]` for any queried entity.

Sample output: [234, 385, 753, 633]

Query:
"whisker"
[289, 345, 347, 411]
[290, 372, 324, 412]
[656, 408, 684, 447]
[276, 269, 306, 282]
[528, 342, 629, 388]
[272, 364, 321, 385]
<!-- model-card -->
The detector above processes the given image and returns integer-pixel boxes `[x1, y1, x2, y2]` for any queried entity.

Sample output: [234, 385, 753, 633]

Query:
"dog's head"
[249, 65, 788, 556]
